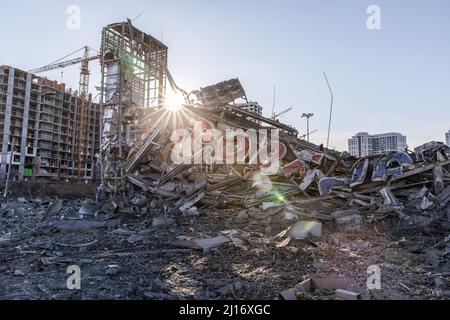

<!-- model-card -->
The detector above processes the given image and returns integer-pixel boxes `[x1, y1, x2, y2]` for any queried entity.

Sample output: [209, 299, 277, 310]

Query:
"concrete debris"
[152, 216, 175, 228]
[0, 232, 12, 245]
[335, 214, 364, 231]
[105, 265, 121, 276]
[127, 234, 145, 244]
[174, 230, 240, 251]
[287, 221, 322, 239]
[174, 235, 231, 251]
[335, 289, 361, 300]
[79, 200, 96, 216]
[50, 219, 121, 231]
[280, 277, 356, 300]
[43, 200, 63, 220]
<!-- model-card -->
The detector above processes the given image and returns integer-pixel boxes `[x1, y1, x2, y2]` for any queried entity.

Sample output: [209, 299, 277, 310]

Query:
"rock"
[281, 211, 297, 221]
[43, 200, 63, 220]
[0, 232, 12, 245]
[129, 194, 148, 207]
[288, 221, 322, 239]
[14, 270, 25, 276]
[32, 198, 43, 204]
[105, 265, 121, 276]
[143, 291, 171, 300]
[233, 281, 243, 291]
[99, 201, 118, 215]
[152, 277, 169, 291]
[18, 197, 28, 203]
[236, 211, 249, 221]
[50, 219, 121, 231]
[335, 289, 361, 300]
[335, 214, 364, 230]
[184, 207, 199, 216]
[79, 200, 96, 215]
[127, 234, 145, 244]
[12, 207, 25, 219]
[152, 216, 175, 228]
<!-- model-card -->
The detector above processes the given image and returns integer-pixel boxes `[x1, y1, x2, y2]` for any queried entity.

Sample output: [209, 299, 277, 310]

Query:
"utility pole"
[301, 113, 314, 142]
[323, 72, 334, 149]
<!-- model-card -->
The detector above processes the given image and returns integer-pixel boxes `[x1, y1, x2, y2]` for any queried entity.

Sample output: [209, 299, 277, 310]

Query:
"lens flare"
[164, 89, 185, 111]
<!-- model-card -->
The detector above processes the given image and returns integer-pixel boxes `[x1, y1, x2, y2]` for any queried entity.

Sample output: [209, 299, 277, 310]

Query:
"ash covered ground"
[0, 182, 448, 300]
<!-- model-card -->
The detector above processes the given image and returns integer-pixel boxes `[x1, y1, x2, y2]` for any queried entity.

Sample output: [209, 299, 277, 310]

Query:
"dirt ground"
[0, 183, 448, 300]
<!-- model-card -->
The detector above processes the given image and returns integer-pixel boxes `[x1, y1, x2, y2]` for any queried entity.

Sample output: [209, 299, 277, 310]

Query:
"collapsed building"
[1, 20, 448, 226]
[99, 21, 168, 191]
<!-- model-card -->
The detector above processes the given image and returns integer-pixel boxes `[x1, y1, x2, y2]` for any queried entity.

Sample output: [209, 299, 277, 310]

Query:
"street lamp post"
[301, 113, 314, 142]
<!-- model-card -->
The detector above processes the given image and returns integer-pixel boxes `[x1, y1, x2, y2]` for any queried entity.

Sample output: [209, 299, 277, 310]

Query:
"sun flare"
[164, 89, 185, 112]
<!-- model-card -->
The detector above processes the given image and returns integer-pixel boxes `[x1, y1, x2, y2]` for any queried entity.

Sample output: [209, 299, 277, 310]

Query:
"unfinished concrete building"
[0, 66, 100, 181]
[99, 21, 168, 192]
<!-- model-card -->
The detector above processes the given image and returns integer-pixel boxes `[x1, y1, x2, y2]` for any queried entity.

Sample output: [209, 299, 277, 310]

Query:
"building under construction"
[0, 66, 100, 181]
[0, 21, 168, 183]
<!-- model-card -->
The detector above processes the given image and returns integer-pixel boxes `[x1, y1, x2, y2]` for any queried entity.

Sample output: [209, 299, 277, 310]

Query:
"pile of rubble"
[97, 78, 450, 297]
[1, 78, 449, 299]
[99, 78, 449, 241]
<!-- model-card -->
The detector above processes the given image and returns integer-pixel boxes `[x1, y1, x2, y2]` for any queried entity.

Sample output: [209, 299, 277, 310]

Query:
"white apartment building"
[235, 101, 263, 116]
[348, 132, 407, 158]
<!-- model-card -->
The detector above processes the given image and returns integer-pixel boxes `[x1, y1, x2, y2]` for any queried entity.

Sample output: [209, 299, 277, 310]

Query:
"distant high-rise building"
[446, 130, 450, 146]
[235, 101, 263, 116]
[348, 132, 407, 158]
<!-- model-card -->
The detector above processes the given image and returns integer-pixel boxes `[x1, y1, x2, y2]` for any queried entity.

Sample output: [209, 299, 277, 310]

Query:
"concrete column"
[18, 73, 32, 180]
[33, 79, 42, 179]
[1, 67, 15, 179]
[71, 97, 78, 179]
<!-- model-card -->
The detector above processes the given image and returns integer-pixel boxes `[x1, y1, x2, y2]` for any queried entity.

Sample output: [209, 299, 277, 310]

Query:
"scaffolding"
[99, 21, 168, 193]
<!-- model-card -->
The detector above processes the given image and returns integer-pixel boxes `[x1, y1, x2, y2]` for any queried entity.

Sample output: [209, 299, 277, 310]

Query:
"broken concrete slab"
[50, 219, 121, 231]
[79, 200, 96, 216]
[43, 200, 63, 220]
[280, 279, 311, 300]
[152, 216, 175, 228]
[127, 234, 145, 244]
[0, 232, 12, 245]
[280, 277, 356, 300]
[335, 214, 364, 231]
[287, 221, 322, 239]
[174, 235, 230, 251]
[335, 289, 361, 300]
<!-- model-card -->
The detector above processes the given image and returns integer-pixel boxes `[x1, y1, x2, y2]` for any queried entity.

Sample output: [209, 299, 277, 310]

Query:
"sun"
[164, 88, 186, 111]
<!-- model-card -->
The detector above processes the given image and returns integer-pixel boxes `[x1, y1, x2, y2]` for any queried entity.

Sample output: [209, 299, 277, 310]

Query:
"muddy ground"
[0, 184, 448, 300]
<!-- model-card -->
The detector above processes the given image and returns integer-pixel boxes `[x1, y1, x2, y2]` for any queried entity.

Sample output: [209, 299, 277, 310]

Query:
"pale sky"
[1, 0, 449, 151]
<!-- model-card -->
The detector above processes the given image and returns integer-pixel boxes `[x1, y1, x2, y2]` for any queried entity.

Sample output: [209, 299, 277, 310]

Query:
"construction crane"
[76, 47, 91, 179]
[29, 48, 100, 75]
[29, 46, 101, 179]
